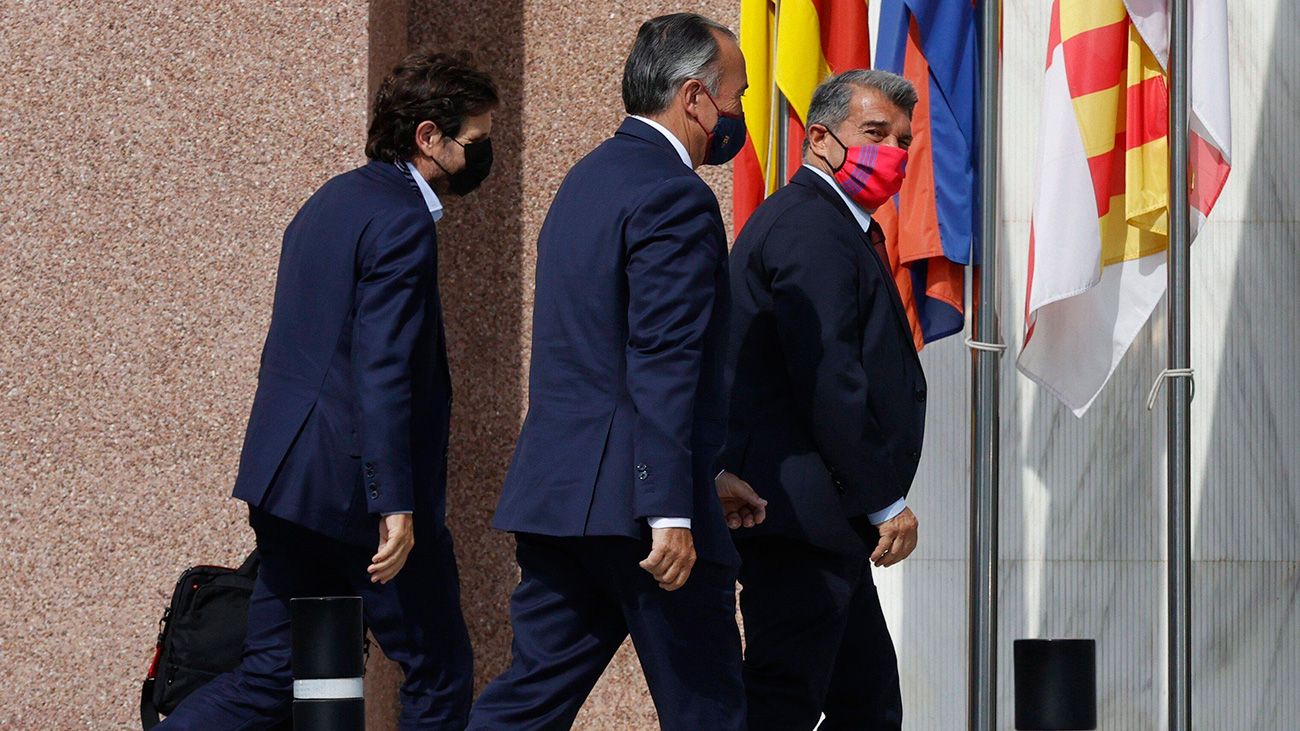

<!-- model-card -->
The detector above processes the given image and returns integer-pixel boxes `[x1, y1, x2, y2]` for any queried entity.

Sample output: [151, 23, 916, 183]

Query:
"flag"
[1016, 0, 1232, 416]
[733, 0, 870, 234]
[734, 0, 776, 234]
[873, 0, 979, 347]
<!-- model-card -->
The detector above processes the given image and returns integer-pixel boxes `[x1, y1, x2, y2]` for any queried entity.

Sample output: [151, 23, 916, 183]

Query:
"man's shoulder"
[306, 161, 424, 218]
[736, 179, 852, 251]
[559, 137, 711, 214]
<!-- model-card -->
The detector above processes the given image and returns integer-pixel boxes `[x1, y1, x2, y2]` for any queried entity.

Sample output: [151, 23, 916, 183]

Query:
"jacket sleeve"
[350, 207, 435, 516]
[624, 176, 725, 522]
[764, 213, 902, 513]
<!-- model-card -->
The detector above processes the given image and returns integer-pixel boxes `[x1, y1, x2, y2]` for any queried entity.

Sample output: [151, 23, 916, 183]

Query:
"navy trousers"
[157, 509, 474, 731]
[468, 533, 746, 731]
[738, 536, 903, 731]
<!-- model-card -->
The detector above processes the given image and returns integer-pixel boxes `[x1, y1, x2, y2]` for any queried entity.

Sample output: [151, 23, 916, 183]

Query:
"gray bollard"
[291, 596, 366, 730]
[1014, 639, 1097, 730]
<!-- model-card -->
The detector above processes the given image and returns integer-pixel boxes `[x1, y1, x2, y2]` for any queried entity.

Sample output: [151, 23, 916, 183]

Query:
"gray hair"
[622, 13, 737, 116]
[803, 69, 917, 151]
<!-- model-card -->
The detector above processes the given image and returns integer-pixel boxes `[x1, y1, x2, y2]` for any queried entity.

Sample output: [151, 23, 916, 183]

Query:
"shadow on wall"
[366, 0, 527, 726]
[1194, 2, 1299, 727]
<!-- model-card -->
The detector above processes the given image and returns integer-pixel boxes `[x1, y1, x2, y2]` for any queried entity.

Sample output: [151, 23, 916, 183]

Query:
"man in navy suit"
[469, 13, 766, 731]
[157, 52, 498, 730]
[720, 70, 927, 730]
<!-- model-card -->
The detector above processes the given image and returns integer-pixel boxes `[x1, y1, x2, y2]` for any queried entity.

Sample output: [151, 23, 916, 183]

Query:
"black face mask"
[434, 136, 493, 196]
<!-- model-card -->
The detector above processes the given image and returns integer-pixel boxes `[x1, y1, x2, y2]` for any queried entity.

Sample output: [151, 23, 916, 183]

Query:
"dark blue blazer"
[493, 118, 737, 566]
[232, 160, 450, 548]
[721, 167, 927, 555]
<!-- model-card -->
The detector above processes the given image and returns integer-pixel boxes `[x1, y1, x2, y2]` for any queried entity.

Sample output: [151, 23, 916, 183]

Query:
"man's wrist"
[867, 498, 906, 525]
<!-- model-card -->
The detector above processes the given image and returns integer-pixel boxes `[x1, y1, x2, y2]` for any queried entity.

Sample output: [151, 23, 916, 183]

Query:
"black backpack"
[141, 551, 267, 729]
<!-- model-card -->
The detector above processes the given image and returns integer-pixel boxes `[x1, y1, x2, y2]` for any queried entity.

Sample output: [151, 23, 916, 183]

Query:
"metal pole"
[969, 1, 1002, 730]
[776, 92, 789, 187]
[1166, 1, 1193, 729]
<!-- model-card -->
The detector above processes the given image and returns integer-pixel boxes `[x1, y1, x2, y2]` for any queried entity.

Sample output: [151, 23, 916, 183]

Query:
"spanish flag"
[873, 0, 979, 348]
[734, 0, 870, 235]
[1016, 0, 1232, 416]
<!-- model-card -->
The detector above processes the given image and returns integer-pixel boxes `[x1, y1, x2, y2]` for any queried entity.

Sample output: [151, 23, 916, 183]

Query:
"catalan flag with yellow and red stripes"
[1017, 0, 1232, 416]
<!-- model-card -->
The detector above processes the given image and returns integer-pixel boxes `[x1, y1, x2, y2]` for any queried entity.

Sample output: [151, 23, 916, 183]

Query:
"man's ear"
[806, 123, 828, 158]
[681, 79, 704, 115]
[414, 120, 443, 157]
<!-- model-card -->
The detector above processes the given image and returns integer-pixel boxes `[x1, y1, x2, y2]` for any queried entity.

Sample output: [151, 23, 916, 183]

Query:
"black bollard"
[1014, 638, 1097, 730]
[291, 597, 366, 730]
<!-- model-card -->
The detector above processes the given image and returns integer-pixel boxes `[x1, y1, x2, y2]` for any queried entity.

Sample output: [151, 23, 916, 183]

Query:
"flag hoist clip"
[1145, 368, 1196, 411]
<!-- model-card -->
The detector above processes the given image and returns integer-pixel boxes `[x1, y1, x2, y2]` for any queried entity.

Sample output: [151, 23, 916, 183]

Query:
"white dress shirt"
[801, 164, 908, 526]
[627, 118, 696, 531]
[405, 161, 445, 222]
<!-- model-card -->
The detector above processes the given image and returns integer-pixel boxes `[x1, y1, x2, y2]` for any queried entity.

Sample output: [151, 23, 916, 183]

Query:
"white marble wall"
[868, 1, 1300, 728]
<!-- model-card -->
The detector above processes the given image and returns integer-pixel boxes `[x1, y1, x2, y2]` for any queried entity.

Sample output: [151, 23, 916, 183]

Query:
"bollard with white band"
[291, 596, 366, 730]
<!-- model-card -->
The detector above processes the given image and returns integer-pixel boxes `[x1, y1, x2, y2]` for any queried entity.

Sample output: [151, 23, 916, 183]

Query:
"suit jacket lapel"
[792, 169, 919, 360]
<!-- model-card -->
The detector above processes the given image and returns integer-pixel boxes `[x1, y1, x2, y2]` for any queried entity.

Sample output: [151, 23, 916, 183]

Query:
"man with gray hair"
[718, 69, 926, 730]
[469, 13, 763, 730]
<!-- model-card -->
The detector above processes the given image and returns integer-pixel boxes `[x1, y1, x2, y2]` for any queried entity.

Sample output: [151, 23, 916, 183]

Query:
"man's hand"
[715, 471, 768, 529]
[870, 507, 918, 568]
[639, 527, 696, 591]
[369, 513, 415, 584]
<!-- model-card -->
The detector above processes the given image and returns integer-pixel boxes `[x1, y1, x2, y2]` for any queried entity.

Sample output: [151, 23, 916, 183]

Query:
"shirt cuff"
[867, 498, 906, 526]
[381, 511, 413, 516]
[647, 517, 692, 530]
[715, 469, 727, 480]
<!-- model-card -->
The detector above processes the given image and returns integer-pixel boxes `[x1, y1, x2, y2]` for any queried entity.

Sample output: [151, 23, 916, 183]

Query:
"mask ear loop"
[428, 132, 460, 178]
[691, 83, 722, 146]
[815, 127, 851, 173]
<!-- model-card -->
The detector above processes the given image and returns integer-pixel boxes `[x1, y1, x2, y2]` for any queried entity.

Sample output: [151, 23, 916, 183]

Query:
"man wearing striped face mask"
[719, 69, 926, 731]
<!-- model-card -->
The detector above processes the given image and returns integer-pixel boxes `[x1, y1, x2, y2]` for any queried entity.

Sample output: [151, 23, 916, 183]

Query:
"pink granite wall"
[0, 1, 372, 725]
[0, 1, 736, 727]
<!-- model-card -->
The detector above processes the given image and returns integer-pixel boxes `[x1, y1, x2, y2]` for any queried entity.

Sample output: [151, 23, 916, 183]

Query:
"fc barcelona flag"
[873, 0, 979, 347]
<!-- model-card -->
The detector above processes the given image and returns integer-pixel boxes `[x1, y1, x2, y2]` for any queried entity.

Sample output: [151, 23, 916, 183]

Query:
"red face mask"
[821, 129, 908, 210]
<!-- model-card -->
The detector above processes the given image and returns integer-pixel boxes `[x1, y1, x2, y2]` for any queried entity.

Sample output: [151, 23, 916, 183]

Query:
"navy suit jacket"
[493, 118, 737, 566]
[721, 167, 927, 555]
[232, 160, 451, 548]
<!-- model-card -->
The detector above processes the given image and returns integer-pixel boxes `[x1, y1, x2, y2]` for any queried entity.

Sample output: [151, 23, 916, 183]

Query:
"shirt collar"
[802, 163, 872, 233]
[630, 115, 693, 169]
[403, 161, 444, 222]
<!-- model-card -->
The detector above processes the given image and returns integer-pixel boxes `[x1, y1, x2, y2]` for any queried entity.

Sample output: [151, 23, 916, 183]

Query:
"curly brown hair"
[366, 50, 499, 162]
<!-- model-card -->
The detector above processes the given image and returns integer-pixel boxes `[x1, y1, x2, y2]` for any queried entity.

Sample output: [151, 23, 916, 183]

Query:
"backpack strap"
[234, 550, 261, 578]
[140, 678, 160, 730]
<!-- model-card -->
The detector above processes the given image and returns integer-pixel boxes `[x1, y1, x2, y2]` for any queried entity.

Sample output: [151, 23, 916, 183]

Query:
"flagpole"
[776, 92, 789, 186]
[968, 0, 1002, 729]
[1166, 0, 1193, 728]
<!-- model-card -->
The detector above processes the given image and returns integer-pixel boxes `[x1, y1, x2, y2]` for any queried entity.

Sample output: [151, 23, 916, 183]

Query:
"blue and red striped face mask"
[821, 128, 908, 211]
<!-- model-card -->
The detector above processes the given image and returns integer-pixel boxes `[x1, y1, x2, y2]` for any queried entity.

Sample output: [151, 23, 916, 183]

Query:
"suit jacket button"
[910, 450, 921, 460]
[637, 470, 649, 480]
[915, 388, 927, 402]
[370, 490, 379, 499]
